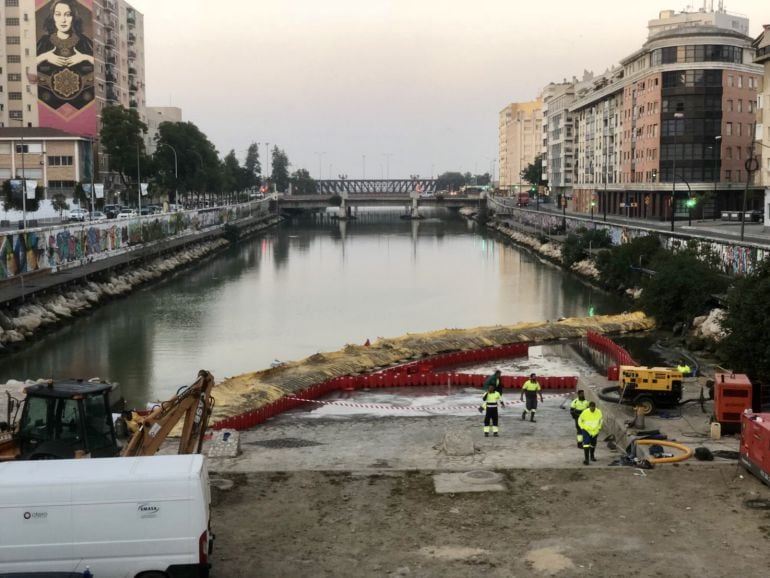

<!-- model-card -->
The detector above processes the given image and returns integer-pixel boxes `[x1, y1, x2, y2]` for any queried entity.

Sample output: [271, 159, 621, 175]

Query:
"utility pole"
[741, 127, 759, 242]
[383, 153, 393, 179]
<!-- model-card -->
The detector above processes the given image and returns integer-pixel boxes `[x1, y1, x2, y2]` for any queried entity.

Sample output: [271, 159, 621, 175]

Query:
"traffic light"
[530, 185, 537, 194]
[685, 197, 696, 208]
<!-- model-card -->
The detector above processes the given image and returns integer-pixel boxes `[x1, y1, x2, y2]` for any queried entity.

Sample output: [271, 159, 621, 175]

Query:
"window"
[48, 180, 76, 189]
[725, 170, 732, 182]
[6, 17, 19, 25]
[7, 73, 21, 82]
[15, 144, 29, 154]
[738, 76, 743, 88]
[8, 92, 22, 100]
[727, 75, 734, 87]
[6, 36, 20, 45]
[736, 147, 741, 161]
[726, 147, 732, 159]
[6, 55, 21, 64]
[736, 123, 741, 137]
[726, 122, 732, 136]
[727, 100, 733, 112]
[47, 156, 74, 167]
[5, 0, 20, 6]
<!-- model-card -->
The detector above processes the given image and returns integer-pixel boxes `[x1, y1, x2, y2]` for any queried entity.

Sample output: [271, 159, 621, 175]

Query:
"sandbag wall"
[211, 341, 576, 431]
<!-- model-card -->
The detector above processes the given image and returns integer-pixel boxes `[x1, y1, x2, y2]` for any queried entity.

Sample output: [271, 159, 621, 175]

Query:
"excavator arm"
[121, 370, 215, 457]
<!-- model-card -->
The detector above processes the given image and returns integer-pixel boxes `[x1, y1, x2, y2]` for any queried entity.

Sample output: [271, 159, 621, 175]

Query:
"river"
[0, 209, 625, 405]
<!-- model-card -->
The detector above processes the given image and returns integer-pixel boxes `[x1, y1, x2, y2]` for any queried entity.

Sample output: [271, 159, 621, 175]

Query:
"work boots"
[521, 411, 526, 421]
[590, 448, 597, 462]
[530, 413, 536, 423]
[583, 448, 591, 465]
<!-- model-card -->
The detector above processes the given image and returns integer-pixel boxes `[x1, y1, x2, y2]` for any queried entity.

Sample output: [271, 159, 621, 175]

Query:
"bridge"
[278, 193, 483, 218]
[315, 179, 438, 195]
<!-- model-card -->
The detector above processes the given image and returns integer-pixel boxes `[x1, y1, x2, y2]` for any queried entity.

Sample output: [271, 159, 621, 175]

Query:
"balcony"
[128, 33, 136, 44]
[105, 72, 117, 83]
[129, 99, 138, 109]
[105, 35, 116, 48]
[106, 88, 118, 102]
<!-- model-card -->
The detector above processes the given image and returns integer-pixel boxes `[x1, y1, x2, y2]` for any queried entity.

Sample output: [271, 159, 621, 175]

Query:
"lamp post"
[383, 153, 393, 180]
[362, 154, 366, 179]
[711, 135, 721, 220]
[187, 149, 205, 207]
[158, 142, 179, 207]
[13, 121, 28, 230]
[89, 138, 96, 220]
[314, 151, 325, 180]
[670, 111, 684, 232]
[740, 130, 759, 242]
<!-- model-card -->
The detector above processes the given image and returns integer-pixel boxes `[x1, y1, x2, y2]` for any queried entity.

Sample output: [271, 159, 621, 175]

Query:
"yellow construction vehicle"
[0, 370, 215, 461]
[617, 365, 684, 415]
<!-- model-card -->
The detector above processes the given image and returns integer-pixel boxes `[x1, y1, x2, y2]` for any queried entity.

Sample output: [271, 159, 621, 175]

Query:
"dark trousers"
[484, 408, 499, 433]
[525, 391, 538, 413]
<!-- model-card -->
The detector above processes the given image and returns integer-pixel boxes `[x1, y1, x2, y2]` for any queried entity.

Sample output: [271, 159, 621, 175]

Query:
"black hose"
[598, 385, 622, 403]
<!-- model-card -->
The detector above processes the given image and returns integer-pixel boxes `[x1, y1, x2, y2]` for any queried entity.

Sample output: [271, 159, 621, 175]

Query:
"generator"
[619, 365, 684, 415]
[740, 412, 770, 487]
[713, 373, 753, 432]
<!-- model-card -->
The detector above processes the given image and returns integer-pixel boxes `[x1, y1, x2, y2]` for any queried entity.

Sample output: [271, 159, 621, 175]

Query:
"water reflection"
[0, 208, 625, 405]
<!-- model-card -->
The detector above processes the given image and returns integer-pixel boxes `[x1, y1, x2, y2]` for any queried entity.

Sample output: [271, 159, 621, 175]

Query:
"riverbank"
[0, 214, 283, 351]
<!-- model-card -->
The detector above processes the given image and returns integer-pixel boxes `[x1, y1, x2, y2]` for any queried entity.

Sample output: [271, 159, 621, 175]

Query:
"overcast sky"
[127, 0, 768, 180]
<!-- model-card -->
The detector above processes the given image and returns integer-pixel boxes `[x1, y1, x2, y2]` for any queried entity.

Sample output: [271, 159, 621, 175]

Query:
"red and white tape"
[286, 392, 572, 412]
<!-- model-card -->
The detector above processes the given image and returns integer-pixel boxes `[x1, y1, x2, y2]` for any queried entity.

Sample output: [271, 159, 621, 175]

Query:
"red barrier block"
[607, 366, 619, 381]
[471, 374, 484, 387]
[501, 376, 513, 389]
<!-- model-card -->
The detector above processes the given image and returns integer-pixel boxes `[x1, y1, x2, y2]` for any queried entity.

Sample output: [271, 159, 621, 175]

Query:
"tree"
[222, 150, 246, 193]
[435, 172, 466, 192]
[51, 193, 69, 218]
[720, 260, 770, 381]
[73, 182, 89, 207]
[595, 235, 663, 292]
[100, 106, 149, 199]
[244, 142, 261, 189]
[561, 227, 612, 269]
[475, 173, 491, 186]
[2, 180, 42, 213]
[521, 154, 545, 186]
[291, 169, 316, 194]
[637, 252, 728, 328]
[154, 121, 222, 202]
[271, 147, 290, 192]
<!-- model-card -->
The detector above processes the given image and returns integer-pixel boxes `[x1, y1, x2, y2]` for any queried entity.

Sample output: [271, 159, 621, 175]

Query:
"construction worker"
[569, 390, 590, 448]
[676, 360, 692, 377]
[578, 401, 603, 465]
[520, 373, 544, 422]
[484, 369, 503, 394]
[479, 383, 504, 437]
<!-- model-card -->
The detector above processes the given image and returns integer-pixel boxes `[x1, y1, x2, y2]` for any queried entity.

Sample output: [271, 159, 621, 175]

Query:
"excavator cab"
[14, 381, 119, 460]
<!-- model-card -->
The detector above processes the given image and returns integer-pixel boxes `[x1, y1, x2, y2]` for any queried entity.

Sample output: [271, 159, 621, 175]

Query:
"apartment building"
[567, 7, 762, 221]
[1, 0, 146, 193]
[145, 106, 182, 154]
[754, 25, 770, 223]
[498, 100, 542, 190]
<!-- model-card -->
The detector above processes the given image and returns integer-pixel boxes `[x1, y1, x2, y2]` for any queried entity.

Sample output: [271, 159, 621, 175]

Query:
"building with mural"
[0, 0, 146, 195]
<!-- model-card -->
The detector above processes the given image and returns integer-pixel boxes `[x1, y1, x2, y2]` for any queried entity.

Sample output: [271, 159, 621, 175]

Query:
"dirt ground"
[209, 465, 770, 578]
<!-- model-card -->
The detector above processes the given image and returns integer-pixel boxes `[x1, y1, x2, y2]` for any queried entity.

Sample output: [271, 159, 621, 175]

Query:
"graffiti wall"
[35, 0, 96, 137]
[0, 202, 267, 280]
[489, 197, 768, 276]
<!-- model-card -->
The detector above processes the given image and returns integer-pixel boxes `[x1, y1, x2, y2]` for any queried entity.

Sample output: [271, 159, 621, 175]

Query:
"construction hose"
[635, 439, 693, 464]
[598, 385, 622, 403]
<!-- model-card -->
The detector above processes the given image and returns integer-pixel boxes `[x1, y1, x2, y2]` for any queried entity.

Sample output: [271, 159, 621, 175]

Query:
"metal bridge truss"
[316, 179, 438, 195]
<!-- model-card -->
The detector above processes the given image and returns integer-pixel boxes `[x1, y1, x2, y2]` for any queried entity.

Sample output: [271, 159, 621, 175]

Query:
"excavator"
[0, 369, 215, 461]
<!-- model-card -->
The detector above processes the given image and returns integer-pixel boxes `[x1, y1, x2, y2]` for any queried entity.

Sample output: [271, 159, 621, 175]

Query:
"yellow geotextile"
[207, 311, 655, 423]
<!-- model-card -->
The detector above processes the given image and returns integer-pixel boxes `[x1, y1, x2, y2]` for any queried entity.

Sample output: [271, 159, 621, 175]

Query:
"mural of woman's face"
[53, 2, 73, 35]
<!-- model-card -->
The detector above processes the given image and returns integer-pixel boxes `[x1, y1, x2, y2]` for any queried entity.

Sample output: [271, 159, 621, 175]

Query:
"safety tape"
[286, 392, 573, 412]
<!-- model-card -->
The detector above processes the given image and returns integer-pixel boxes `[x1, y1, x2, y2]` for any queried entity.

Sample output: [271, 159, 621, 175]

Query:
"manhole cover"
[247, 438, 323, 449]
[462, 470, 503, 485]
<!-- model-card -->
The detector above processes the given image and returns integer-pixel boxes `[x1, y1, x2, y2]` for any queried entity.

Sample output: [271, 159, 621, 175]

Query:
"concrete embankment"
[0, 214, 282, 350]
[210, 312, 655, 423]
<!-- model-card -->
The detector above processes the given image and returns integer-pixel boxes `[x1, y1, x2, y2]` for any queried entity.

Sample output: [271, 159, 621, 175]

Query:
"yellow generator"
[619, 366, 684, 415]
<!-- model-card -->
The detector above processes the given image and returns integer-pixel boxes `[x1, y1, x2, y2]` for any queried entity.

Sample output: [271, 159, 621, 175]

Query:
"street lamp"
[13, 121, 28, 230]
[157, 142, 179, 207]
[712, 135, 721, 220]
[670, 111, 684, 232]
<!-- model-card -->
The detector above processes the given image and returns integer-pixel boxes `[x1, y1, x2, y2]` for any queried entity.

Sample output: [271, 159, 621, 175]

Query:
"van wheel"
[136, 572, 167, 578]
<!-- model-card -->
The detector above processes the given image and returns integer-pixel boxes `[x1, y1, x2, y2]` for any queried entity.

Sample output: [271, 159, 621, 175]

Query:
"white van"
[0, 454, 213, 578]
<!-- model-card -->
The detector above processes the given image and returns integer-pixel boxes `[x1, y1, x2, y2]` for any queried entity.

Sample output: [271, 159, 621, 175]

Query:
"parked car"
[90, 211, 107, 220]
[68, 208, 89, 222]
[103, 204, 121, 219]
[117, 209, 137, 220]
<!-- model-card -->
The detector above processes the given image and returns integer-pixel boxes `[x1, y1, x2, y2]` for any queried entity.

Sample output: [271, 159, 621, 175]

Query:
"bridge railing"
[316, 179, 438, 195]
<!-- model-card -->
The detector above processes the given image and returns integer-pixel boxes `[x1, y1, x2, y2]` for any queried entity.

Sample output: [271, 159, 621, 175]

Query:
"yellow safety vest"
[522, 379, 541, 392]
[578, 408, 603, 435]
[570, 398, 590, 412]
[482, 391, 503, 409]
[677, 364, 691, 375]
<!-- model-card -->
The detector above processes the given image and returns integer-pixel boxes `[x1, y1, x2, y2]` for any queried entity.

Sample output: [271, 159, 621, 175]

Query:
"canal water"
[0, 209, 625, 405]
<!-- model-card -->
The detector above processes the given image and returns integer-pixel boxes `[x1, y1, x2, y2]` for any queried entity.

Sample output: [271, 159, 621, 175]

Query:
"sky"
[127, 0, 769, 180]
